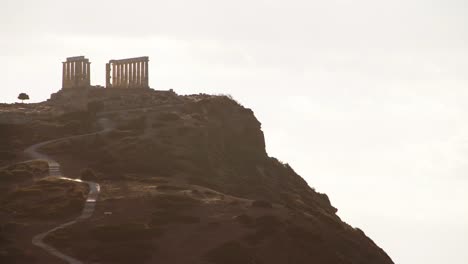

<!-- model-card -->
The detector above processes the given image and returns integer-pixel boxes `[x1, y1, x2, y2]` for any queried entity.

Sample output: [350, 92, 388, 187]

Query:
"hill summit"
[0, 89, 394, 264]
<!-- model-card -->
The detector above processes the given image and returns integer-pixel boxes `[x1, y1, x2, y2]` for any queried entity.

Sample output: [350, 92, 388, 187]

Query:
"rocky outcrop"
[36, 92, 394, 264]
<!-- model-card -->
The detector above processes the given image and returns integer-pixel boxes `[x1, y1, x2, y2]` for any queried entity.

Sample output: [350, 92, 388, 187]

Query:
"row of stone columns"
[62, 57, 91, 89]
[107, 57, 149, 88]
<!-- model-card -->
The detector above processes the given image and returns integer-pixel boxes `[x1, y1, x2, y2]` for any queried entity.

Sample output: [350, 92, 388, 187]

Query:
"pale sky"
[2, 1, 468, 263]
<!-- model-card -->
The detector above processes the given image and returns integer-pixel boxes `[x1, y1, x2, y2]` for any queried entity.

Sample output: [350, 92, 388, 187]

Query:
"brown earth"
[0, 89, 394, 264]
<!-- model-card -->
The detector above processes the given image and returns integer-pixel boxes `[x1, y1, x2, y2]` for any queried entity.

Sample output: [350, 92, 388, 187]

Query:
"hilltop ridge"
[0, 89, 394, 264]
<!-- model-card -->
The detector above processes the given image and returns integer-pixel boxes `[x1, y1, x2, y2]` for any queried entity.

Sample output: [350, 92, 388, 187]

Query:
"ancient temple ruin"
[61, 55, 150, 90]
[62, 56, 91, 89]
[105, 56, 149, 89]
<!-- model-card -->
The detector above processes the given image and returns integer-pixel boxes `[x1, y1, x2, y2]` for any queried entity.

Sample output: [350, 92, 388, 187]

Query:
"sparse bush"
[3, 177, 87, 219]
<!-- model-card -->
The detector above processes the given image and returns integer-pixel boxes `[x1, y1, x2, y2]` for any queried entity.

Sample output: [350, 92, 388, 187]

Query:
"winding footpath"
[24, 118, 112, 264]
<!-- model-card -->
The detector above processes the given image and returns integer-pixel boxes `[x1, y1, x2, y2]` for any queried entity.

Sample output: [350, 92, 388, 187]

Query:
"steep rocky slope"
[0, 89, 394, 263]
[38, 89, 392, 264]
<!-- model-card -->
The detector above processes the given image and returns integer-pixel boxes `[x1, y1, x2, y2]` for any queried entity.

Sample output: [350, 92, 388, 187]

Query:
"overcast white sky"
[2, 1, 468, 263]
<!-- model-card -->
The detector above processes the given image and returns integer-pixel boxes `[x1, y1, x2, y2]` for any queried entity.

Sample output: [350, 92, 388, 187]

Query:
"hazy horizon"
[2, 1, 468, 263]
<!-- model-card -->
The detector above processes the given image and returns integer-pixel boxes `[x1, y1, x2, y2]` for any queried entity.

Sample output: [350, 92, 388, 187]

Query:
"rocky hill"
[0, 89, 394, 264]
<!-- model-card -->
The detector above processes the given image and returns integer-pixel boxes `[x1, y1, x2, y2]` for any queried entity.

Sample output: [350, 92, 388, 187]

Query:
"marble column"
[112, 63, 120, 88]
[67, 62, 71, 88]
[71, 62, 76, 87]
[124, 63, 129, 87]
[86, 62, 91, 86]
[77, 61, 83, 86]
[144, 61, 149, 88]
[119, 63, 123, 88]
[67, 62, 71, 87]
[62, 62, 66, 88]
[105, 63, 110, 88]
[119, 63, 122, 87]
[128, 63, 131, 87]
[129, 63, 133, 87]
[132, 62, 137, 87]
[136, 61, 141, 87]
[112, 63, 116, 87]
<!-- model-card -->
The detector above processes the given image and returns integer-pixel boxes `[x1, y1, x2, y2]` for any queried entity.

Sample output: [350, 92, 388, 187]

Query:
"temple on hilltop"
[61, 56, 149, 90]
[106, 57, 149, 89]
[62, 56, 91, 89]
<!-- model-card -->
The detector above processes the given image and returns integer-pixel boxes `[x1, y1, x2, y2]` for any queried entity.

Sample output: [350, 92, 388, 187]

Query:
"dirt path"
[24, 118, 112, 264]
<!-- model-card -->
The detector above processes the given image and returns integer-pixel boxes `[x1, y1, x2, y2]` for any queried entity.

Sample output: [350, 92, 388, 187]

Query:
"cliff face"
[180, 96, 337, 214]
[36, 92, 394, 264]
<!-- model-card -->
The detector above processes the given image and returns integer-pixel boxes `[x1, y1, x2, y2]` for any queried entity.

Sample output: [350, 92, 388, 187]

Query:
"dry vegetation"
[0, 161, 88, 263]
[1, 176, 88, 219]
[0, 91, 393, 264]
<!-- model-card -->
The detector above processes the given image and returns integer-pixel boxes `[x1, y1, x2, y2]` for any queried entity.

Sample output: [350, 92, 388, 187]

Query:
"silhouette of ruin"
[61, 56, 149, 90]
[62, 56, 91, 89]
[106, 57, 149, 89]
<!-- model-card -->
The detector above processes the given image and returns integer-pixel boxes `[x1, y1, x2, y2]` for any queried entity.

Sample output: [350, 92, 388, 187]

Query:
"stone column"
[136, 61, 141, 87]
[119, 63, 123, 88]
[121, 63, 125, 88]
[114, 63, 118, 88]
[118, 63, 122, 88]
[129, 63, 133, 87]
[66, 62, 71, 88]
[133, 62, 137, 87]
[86, 62, 91, 86]
[83, 62, 86, 86]
[111, 63, 116, 87]
[106, 63, 111, 88]
[66, 62, 70, 88]
[131, 63, 134, 87]
[128, 63, 131, 87]
[124, 63, 129, 88]
[62, 62, 66, 88]
[88, 62, 91, 86]
[116, 63, 120, 88]
[71, 62, 75, 87]
[77, 61, 83, 87]
[144, 60, 149, 88]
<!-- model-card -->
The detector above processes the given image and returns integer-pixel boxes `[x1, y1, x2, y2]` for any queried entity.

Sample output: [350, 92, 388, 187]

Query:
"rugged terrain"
[0, 88, 394, 263]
